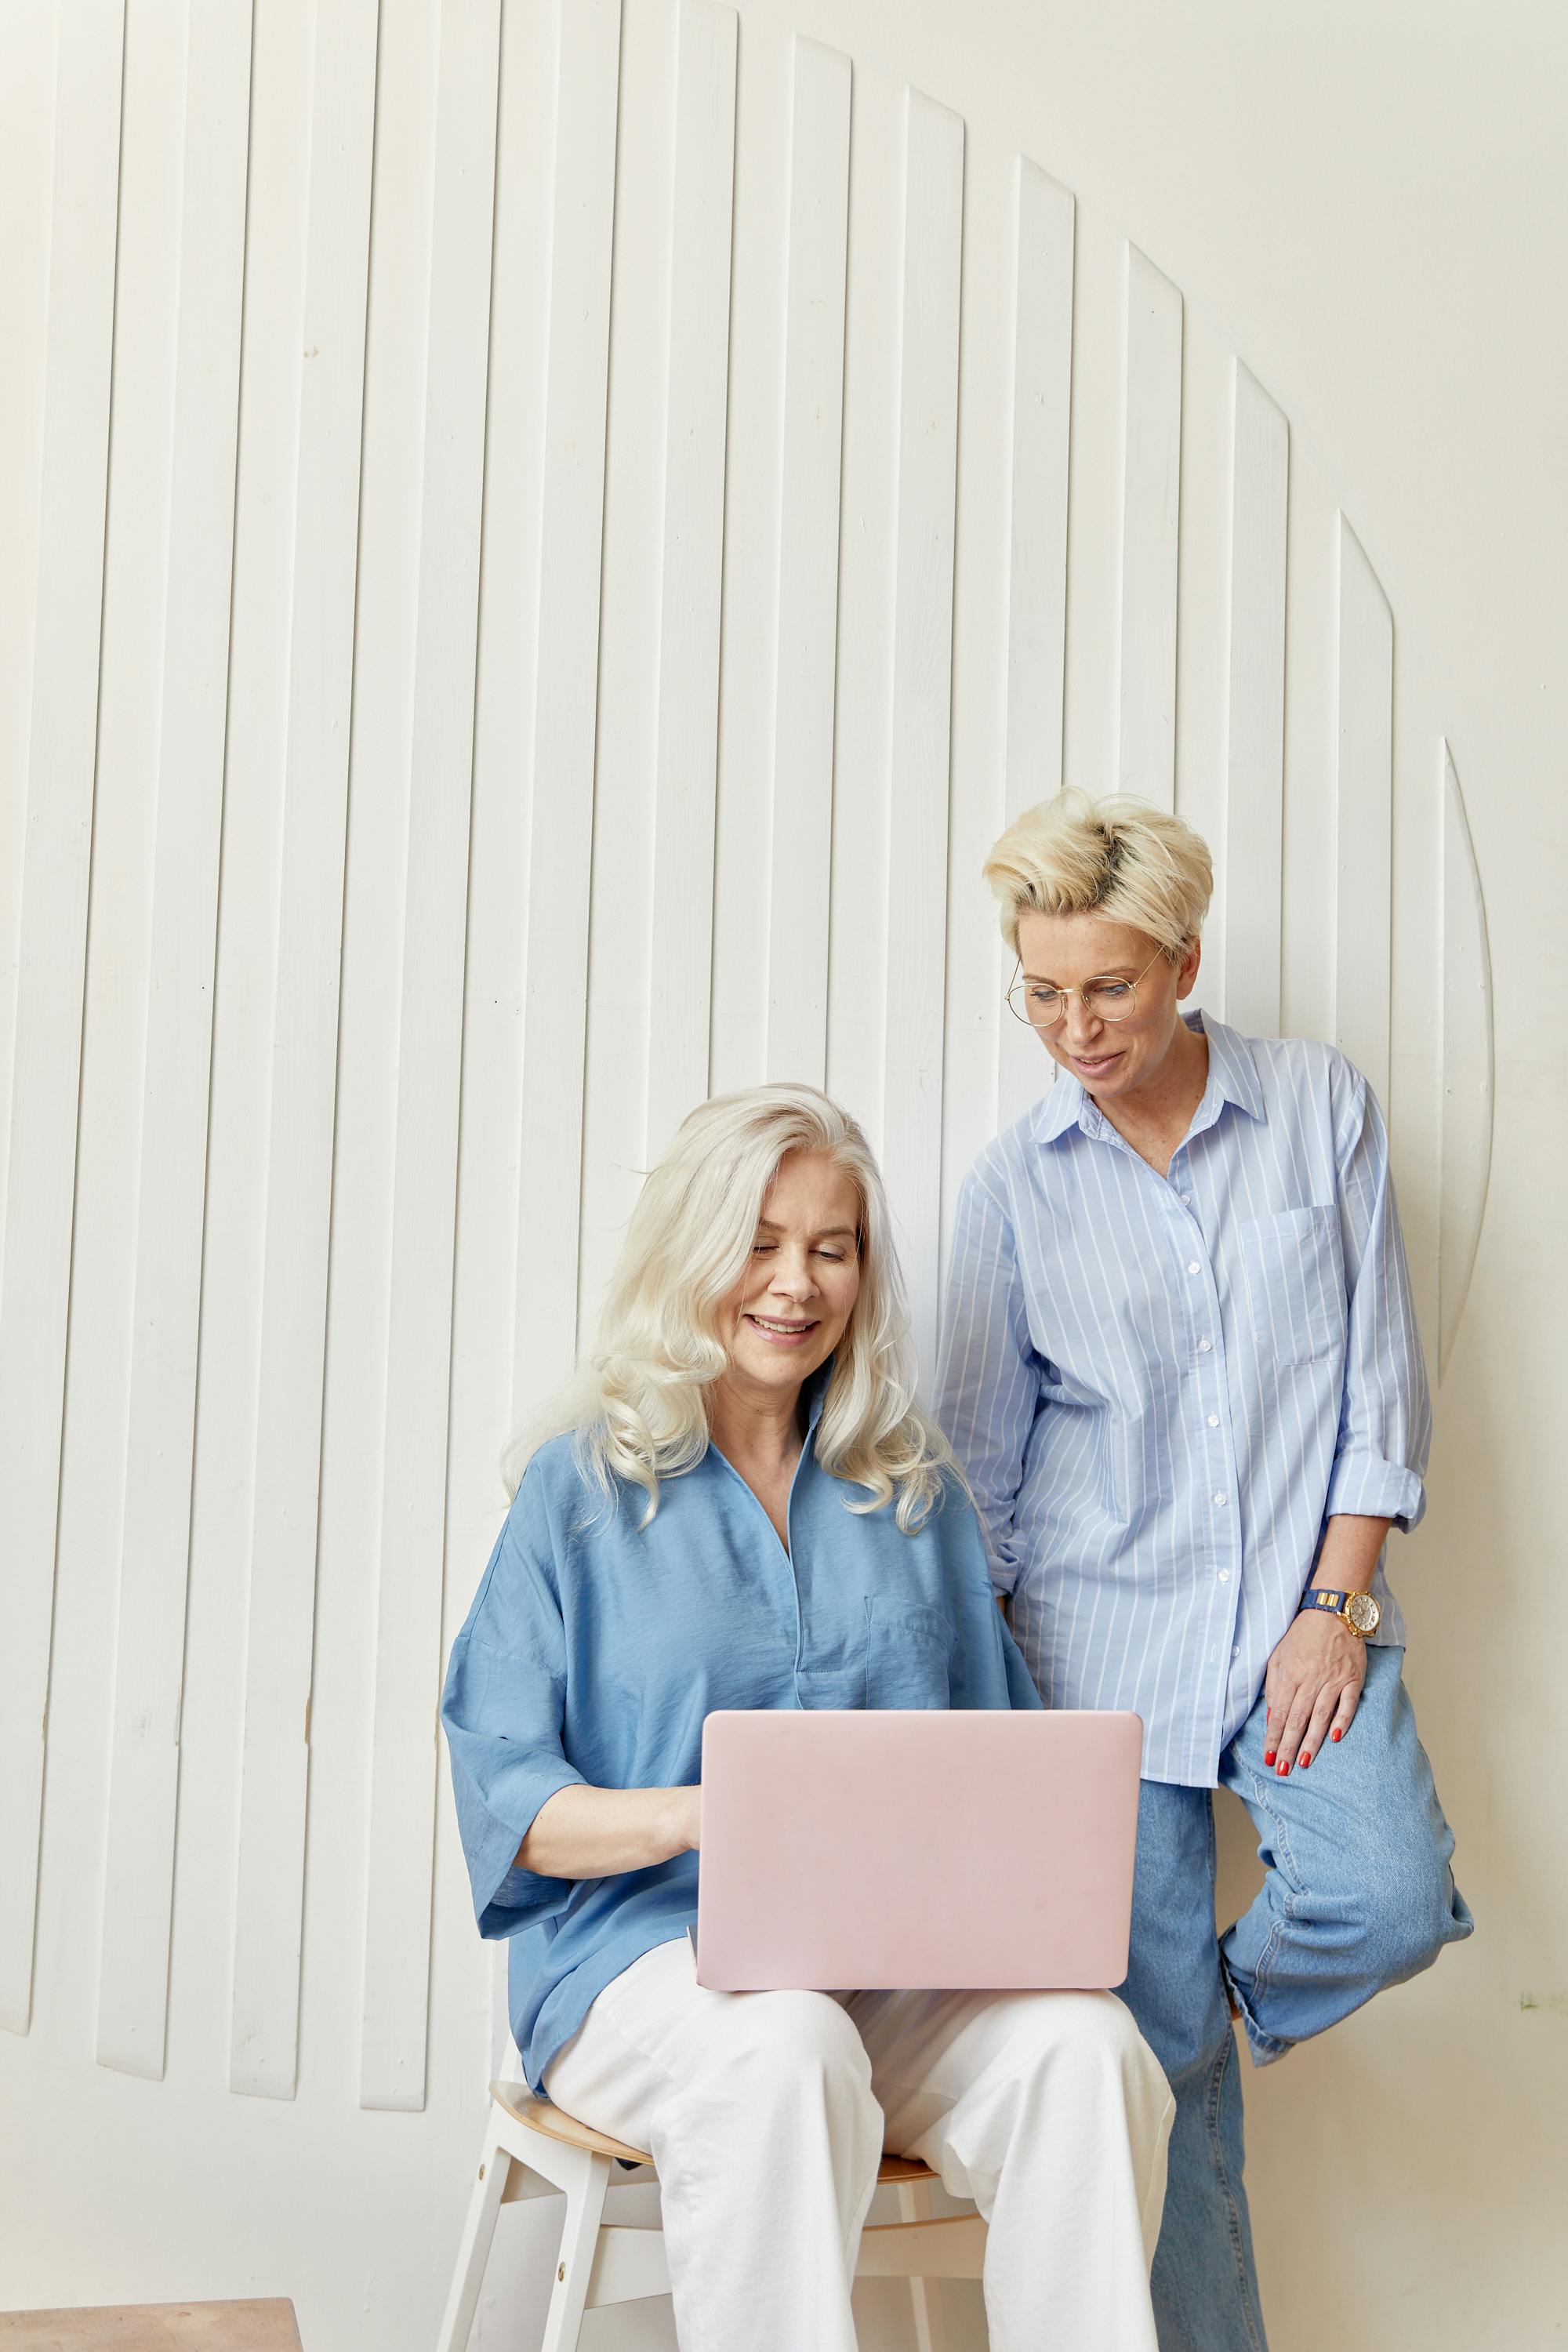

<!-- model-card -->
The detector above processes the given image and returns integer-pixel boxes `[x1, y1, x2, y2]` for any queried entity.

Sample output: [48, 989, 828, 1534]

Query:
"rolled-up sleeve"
[1323, 1069, 1431, 1531]
[441, 1486, 588, 1938]
[936, 1167, 1044, 1597]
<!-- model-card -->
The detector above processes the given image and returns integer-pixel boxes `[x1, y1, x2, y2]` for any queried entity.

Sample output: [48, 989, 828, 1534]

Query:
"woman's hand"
[1261, 1611, 1367, 1775]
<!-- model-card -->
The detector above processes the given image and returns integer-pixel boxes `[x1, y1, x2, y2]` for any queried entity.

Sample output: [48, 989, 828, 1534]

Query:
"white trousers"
[545, 1938, 1173, 2352]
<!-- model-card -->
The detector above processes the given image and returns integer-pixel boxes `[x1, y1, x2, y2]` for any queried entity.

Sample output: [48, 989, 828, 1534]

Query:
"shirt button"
[1219, 1569, 1232, 1582]
[1198, 1338, 1212, 1352]
[1207, 1414, 1220, 1428]
[1214, 1490, 1228, 1507]
[1187, 1260, 1200, 1276]
[1232, 1644, 1241, 1658]
[1181, 1192, 1192, 1205]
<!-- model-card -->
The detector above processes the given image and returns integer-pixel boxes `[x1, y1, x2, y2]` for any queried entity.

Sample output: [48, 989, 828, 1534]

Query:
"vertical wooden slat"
[0, 4, 57, 1215]
[883, 89, 964, 1381]
[1004, 160, 1074, 817]
[642, 0, 737, 1160]
[763, 34, 849, 1093]
[0, 0, 125, 2040]
[95, 0, 254, 2080]
[1221, 361, 1288, 1038]
[997, 155, 1074, 1134]
[229, 0, 380, 2101]
[511, 0, 622, 1428]
[821, 72, 899, 1139]
[1438, 743, 1494, 1378]
[444, 0, 557, 2109]
[1333, 515, 1393, 1109]
[1116, 243, 1181, 812]
[359, 0, 501, 2115]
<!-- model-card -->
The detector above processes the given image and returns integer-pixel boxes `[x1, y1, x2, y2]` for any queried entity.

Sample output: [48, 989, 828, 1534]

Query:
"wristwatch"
[1298, 1586, 1381, 1638]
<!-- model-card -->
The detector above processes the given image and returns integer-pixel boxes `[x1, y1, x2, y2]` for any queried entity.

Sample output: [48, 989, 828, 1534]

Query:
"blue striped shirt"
[935, 1011, 1430, 1786]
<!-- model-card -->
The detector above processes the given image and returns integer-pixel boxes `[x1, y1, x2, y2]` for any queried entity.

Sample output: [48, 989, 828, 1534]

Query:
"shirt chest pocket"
[1239, 1206, 1346, 1367]
[865, 1599, 953, 1710]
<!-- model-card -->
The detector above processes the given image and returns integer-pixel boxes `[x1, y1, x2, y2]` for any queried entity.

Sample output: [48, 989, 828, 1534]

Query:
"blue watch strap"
[1299, 1588, 1349, 1615]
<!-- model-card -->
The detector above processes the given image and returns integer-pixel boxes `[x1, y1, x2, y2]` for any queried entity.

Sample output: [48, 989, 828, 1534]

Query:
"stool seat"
[492, 2078, 939, 2184]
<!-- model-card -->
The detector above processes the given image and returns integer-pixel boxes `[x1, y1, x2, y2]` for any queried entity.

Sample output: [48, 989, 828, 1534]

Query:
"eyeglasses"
[1005, 946, 1167, 1029]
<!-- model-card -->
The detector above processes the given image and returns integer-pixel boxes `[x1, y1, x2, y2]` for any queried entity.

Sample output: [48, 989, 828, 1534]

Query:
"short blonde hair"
[984, 789, 1214, 958]
[505, 1083, 951, 1534]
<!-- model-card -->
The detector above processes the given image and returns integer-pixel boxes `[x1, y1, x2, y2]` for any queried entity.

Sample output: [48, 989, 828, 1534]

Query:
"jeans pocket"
[1239, 1206, 1345, 1367]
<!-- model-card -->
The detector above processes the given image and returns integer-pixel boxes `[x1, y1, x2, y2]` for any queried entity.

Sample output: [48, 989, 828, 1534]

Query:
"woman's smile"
[744, 1311, 819, 1346]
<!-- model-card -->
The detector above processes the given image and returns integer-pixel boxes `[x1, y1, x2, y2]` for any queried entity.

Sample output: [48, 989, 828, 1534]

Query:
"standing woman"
[442, 1084, 1172, 2352]
[937, 792, 1472, 2352]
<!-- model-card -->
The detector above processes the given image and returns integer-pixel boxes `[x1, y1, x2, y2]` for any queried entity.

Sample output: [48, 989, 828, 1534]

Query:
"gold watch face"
[1343, 1590, 1381, 1637]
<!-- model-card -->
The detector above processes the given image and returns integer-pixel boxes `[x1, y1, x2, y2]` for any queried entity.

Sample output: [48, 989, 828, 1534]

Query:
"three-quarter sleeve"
[935, 1164, 1044, 1597]
[441, 1477, 588, 1939]
[1323, 1067, 1431, 1531]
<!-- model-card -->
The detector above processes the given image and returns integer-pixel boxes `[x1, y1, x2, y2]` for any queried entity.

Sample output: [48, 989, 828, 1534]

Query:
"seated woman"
[441, 1082, 1172, 2352]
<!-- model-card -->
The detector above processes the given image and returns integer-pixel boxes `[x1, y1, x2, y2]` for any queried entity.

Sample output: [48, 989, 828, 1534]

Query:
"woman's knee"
[1358, 1853, 1472, 1984]
[710, 1989, 877, 2109]
[998, 1988, 1168, 2099]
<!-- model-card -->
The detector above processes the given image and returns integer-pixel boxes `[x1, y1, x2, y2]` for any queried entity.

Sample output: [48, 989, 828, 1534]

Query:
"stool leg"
[435, 2136, 512, 2352]
[539, 2143, 614, 2352]
[895, 2179, 949, 2352]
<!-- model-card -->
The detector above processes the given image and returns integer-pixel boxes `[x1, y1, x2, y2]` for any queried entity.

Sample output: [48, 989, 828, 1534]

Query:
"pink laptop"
[695, 1709, 1142, 1992]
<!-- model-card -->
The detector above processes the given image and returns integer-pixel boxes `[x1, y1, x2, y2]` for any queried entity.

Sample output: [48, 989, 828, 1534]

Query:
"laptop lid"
[695, 1708, 1142, 1993]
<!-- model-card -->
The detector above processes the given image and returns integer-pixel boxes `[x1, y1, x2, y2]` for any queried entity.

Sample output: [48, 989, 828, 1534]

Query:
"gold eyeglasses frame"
[1005, 945, 1167, 1029]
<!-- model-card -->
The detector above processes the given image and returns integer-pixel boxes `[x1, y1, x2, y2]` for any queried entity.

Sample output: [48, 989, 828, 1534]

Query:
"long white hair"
[504, 1083, 950, 1533]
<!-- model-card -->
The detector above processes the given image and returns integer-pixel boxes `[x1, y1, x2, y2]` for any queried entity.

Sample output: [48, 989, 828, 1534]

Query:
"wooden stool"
[436, 2081, 985, 2352]
[0, 2305, 302, 2351]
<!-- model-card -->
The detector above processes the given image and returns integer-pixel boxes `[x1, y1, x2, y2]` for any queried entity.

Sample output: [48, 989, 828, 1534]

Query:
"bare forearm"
[1312, 1515, 1393, 1594]
[516, 1783, 699, 1878]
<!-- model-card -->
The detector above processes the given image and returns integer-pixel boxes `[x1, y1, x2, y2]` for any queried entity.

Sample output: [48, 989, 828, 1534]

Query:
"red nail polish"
[1277, 1761, 1290, 1776]
[1300, 1751, 1312, 1768]
[1331, 1727, 1343, 1742]
[1264, 1749, 1276, 1766]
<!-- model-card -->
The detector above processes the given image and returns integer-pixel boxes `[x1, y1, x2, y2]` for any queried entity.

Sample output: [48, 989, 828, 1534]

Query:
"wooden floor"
[0, 2304, 301, 2350]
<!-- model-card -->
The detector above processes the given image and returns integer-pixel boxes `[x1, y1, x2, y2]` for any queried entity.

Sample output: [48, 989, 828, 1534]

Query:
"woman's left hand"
[1261, 1611, 1367, 1775]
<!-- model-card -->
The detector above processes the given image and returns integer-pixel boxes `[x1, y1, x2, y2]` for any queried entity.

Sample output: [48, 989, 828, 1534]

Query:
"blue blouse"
[441, 1374, 1041, 2091]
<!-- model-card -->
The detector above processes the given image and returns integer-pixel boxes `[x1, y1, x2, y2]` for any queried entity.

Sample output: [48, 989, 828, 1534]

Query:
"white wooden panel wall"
[997, 160, 1074, 1134]
[1333, 515, 1395, 1110]
[360, 0, 503, 2116]
[96, 0, 253, 2081]
[882, 91, 964, 1374]
[0, 0, 125, 2039]
[764, 36, 850, 1091]
[1116, 246, 1182, 811]
[643, 2, 738, 1160]
[0, 0, 1495, 2215]
[229, 0, 381, 2103]
[1222, 364, 1289, 1040]
[513, 0, 621, 1432]
[1439, 745, 1494, 1377]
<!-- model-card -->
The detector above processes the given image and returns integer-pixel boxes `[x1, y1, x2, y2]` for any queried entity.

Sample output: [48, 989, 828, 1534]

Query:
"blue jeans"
[1115, 1646, 1472, 2352]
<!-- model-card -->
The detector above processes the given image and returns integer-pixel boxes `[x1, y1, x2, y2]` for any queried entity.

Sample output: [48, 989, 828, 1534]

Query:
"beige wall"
[0, 2, 1562, 2345]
